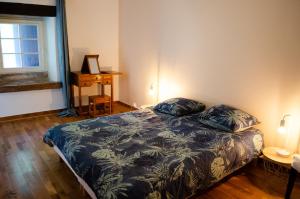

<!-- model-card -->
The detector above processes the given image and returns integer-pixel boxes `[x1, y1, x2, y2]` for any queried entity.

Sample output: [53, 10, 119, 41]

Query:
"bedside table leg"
[78, 86, 82, 114]
[285, 168, 298, 199]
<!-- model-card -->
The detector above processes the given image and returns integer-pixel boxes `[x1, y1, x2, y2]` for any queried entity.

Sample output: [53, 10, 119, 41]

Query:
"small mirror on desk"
[81, 54, 101, 74]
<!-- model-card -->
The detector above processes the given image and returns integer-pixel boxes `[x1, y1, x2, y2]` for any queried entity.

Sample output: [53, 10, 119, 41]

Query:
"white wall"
[0, 89, 64, 117]
[66, 0, 119, 106]
[119, 0, 300, 151]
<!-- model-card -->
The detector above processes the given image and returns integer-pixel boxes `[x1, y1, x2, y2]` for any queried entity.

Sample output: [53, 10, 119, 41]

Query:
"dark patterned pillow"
[154, 98, 205, 116]
[198, 104, 260, 132]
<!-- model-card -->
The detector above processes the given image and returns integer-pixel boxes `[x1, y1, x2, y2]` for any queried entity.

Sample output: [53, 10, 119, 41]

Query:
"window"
[0, 18, 45, 72]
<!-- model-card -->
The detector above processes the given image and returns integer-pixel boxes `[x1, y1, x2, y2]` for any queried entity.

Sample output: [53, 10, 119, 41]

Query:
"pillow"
[197, 104, 260, 132]
[154, 98, 205, 116]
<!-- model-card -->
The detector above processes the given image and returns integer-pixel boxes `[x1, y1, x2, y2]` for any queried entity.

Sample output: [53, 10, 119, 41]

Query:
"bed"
[43, 107, 263, 199]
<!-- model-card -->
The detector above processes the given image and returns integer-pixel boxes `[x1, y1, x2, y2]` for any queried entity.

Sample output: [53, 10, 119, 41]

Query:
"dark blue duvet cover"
[44, 108, 263, 199]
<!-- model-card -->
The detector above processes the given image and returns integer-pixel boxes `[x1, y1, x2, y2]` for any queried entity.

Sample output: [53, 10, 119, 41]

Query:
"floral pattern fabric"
[196, 104, 260, 132]
[43, 108, 263, 199]
[154, 98, 205, 116]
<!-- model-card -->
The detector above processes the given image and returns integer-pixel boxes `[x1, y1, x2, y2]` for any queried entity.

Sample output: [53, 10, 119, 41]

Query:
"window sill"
[0, 72, 62, 93]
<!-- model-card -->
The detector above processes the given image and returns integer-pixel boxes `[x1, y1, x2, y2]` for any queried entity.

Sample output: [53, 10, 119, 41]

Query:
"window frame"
[0, 17, 46, 74]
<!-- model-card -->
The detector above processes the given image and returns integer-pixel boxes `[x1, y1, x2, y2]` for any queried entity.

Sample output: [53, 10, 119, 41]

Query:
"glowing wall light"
[148, 83, 155, 97]
[158, 78, 182, 102]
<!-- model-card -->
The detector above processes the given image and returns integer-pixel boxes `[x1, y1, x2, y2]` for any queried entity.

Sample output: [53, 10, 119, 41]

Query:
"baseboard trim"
[0, 109, 64, 123]
[0, 101, 137, 122]
[114, 101, 138, 110]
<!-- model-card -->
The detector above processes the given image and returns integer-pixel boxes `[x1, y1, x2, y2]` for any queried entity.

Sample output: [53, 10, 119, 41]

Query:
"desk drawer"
[80, 81, 93, 87]
[102, 77, 112, 84]
[80, 75, 102, 82]
[78, 75, 112, 86]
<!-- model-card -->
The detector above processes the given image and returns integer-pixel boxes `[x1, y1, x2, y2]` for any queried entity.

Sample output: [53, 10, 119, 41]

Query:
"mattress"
[44, 108, 263, 199]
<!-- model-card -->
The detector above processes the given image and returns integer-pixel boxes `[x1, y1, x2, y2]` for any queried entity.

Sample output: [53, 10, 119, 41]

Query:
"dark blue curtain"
[56, 0, 77, 116]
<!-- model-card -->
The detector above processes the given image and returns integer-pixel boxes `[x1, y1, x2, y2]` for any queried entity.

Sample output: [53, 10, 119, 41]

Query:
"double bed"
[44, 107, 263, 199]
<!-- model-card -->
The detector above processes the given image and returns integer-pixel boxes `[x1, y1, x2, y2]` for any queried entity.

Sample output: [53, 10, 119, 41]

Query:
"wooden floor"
[0, 103, 299, 199]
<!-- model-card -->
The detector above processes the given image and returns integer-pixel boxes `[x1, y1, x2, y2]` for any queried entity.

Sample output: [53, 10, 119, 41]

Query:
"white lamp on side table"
[276, 114, 291, 157]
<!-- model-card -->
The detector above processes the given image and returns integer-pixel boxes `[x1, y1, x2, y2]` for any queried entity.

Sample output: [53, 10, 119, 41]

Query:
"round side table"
[262, 147, 293, 176]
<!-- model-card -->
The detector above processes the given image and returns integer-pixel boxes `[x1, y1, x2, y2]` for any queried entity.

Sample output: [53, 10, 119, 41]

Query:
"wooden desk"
[70, 71, 121, 115]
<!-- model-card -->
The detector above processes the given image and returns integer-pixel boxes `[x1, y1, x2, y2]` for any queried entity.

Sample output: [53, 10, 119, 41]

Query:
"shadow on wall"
[70, 48, 90, 71]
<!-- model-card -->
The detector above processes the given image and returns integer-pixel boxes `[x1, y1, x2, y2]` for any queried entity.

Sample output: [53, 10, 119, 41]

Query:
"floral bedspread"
[43, 108, 263, 199]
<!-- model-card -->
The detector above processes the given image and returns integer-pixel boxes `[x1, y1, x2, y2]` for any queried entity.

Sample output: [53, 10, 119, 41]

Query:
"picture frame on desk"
[81, 54, 101, 74]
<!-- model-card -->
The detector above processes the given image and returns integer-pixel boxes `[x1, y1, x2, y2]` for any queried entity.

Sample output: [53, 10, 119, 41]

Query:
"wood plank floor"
[0, 103, 299, 199]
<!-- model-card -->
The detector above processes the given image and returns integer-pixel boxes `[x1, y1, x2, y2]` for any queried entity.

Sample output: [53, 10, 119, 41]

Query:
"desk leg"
[111, 79, 113, 112]
[78, 86, 82, 114]
[101, 84, 105, 96]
